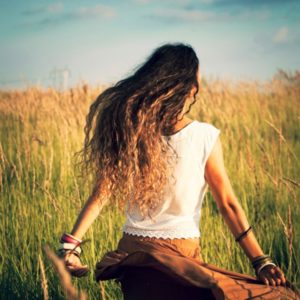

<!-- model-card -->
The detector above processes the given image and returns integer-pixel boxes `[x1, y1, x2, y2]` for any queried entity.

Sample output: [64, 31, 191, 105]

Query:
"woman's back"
[122, 120, 220, 239]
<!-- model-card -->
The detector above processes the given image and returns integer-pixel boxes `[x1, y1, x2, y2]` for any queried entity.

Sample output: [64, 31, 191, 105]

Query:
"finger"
[274, 268, 286, 285]
[69, 267, 84, 276]
[77, 268, 89, 277]
[65, 259, 83, 266]
[260, 276, 269, 286]
[67, 266, 80, 272]
[268, 267, 284, 286]
[72, 269, 84, 277]
[260, 270, 277, 286]
[271, 274, 281, 286]
[265, 274, 276, 286]
[280, 277, 286, 286]
[65, 262, 80, 268]
[72, 267, 89, 277]
[66, 256, 81, 265]
[274, 276, 281, 286]
[268, 267, 282, 286]
[67, 264, 87, 272]
[69, 265, 88, 272]
[274, 271, 284, 286]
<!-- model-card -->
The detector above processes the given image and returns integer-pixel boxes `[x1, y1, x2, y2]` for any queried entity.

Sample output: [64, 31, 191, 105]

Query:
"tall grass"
[0, 72, 299, 299]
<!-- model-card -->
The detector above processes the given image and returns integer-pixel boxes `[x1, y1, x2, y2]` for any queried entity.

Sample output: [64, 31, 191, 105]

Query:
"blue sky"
[0, 0, 300, 89]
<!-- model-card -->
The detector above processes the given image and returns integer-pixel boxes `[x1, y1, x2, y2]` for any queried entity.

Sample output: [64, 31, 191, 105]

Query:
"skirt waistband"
[120, 232, 202, 260]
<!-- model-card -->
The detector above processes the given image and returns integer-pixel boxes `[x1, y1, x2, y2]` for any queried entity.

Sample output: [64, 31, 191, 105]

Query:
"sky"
[0, 0, 300, 89]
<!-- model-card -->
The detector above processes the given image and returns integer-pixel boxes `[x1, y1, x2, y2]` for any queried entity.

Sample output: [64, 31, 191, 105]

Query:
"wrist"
[58, 232, 91, 257]
[251, 254, 277, 277]
[248, 252, 265, 263]
[58, 232, 83, 258]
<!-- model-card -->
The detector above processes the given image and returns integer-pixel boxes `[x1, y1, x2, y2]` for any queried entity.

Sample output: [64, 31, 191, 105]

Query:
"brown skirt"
[94, 233, 299, 300]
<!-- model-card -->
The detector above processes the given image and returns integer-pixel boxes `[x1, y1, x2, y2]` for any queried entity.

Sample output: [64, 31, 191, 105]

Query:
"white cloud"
[273, 26, 289, 44]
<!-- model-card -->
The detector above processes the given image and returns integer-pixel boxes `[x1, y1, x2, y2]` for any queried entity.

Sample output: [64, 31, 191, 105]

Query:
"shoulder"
[191, 121, 221, 158]
[193, 120, 220, 135]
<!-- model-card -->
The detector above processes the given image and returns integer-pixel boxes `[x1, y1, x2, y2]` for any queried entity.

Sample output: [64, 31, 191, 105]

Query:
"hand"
[60, 250, 89, 277]
[258, 264, 286, 286]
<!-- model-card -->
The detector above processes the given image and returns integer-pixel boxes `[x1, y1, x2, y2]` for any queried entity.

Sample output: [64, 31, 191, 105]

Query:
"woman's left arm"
[204, 136, 286, 286]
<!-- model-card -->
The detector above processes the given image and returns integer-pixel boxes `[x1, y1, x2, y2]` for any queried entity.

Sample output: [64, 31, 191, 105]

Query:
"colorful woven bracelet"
[60, 232, 82, 245]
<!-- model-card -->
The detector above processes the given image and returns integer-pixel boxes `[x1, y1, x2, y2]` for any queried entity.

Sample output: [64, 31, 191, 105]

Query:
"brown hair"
[75, 43, 199, 219]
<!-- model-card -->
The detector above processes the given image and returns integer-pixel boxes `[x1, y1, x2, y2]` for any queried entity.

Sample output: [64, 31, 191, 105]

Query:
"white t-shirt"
[122, 120, 221, 239]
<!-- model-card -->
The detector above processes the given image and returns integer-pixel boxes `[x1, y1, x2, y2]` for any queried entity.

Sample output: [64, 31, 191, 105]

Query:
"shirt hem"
[122, 227, 201, 240]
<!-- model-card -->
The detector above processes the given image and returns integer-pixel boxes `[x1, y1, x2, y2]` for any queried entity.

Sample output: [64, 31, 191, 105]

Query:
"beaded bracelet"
[235, 226, 252, 242]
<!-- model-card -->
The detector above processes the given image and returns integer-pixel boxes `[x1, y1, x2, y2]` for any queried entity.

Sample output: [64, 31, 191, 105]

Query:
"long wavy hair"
[75, 43, 200, 219]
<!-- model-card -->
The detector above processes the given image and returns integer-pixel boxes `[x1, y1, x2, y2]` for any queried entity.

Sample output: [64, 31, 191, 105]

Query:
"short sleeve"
[202, 124, 220, 166]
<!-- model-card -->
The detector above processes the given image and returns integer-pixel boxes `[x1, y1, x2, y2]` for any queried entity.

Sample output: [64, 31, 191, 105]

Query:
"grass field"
[0, 71, 299, 299]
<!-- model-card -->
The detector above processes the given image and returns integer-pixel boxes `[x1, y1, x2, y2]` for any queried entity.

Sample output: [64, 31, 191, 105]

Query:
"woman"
[57, 43, 299, 299]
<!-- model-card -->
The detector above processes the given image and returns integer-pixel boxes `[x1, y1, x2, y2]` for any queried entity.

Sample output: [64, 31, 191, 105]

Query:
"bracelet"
[58, 232, 90, 259]
[256, 262, 277, 277]
[60, 232, 82, 245]
[57, 243, 82, 257]
[235, 226, 252, 242]
[58, 243, 82, 254]
[252, 255, 272, 268]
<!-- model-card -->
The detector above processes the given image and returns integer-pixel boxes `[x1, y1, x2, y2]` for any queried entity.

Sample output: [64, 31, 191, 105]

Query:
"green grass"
[0, 76, 299, 299]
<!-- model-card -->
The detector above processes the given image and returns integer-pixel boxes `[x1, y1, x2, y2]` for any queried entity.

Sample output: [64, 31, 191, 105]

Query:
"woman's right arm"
[70, 188, 108, 239]
[60, 181, 109, 276]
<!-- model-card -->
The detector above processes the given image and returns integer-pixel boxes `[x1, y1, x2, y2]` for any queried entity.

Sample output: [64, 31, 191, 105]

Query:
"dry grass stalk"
[265, 120, 299, 163]
[282, 177, 300, 188]
[40, 184, 60, 211]
[38, 254, 49, 300]
[220, 228, 231, 254]
[261, 169, 278, 187]
[265, 120, 286, 143]
[277, 206, 294, 257]
[279, 178, 297, 206]
[287, 205, 293, 256]
[43, 245, 87, 300]
[99, 282, 106, 300]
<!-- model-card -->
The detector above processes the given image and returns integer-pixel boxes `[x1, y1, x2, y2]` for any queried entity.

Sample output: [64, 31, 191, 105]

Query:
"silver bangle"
[256, 262, 277, 276]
